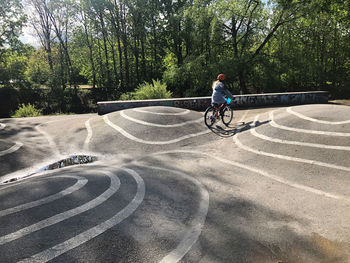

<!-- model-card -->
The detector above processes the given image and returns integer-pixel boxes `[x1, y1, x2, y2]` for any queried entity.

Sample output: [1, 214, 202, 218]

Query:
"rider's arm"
[223, 87, 234, 100]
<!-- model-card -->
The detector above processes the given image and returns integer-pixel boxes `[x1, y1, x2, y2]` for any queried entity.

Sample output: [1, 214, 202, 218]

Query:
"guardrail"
[97, 91, 329, 115]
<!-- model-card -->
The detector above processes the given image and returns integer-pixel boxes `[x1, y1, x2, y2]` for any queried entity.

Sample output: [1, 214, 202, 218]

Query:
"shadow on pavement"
[128, 154, 349, 263]
[208, 120, 270, 138]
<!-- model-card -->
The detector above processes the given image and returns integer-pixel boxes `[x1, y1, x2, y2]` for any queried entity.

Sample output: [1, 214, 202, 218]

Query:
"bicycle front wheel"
[221, 106, 233, 126]
[204, 106, 217, 127]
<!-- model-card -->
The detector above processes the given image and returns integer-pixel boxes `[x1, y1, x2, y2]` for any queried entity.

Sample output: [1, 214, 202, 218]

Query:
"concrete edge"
[97, 91, 329, 115]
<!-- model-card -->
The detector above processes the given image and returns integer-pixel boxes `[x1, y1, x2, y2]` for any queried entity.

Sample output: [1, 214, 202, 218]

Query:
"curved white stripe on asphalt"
[0, 141, 23, 157]
[44, 116, 85, 125]
[139, 166, 208, 263]
[234, 133, 350, 172]
[252, 115, 350, 151]
[133, 108, 190, 116]
[287, 107, 350, 125]
[270, 111, 350, 137]
[19, 168, 145, 263]
[0, 171, 121, 245]
[150, 150, 350, 202]
[121, 110, 202, 127]
[83, 119, 93, 151]
[238, 110, 248, 123]
[35, 116, 90, 156]
[35, 124, 60, 156]
[0, 176, 88, 217]
[0, 123, 6, 130]
[103, 115, 211, 145]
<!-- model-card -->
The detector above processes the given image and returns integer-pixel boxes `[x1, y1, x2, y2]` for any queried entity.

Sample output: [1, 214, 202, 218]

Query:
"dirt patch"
[247, 233, 350, 263]
[329, 100, 350, 106]
[310, 233, 350, 263]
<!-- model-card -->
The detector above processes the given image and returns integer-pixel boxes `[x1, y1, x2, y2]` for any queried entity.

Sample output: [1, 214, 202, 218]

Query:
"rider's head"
[217, 74, 226, 82]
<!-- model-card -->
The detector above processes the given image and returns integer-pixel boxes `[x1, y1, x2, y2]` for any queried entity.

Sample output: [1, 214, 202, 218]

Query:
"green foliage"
[120, 80, 172, 100]
[0, 0, 348, 116]
[0, 0, 26, 51]
[0, 87, 19, 117]
[0, 44, 33, 85]
[25, 48, 51, 84]
[163, 55, 214, 97]
[12, 103, 42, 118]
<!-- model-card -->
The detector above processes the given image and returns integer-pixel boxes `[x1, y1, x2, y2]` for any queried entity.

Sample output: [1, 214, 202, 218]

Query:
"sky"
[20, 26, 39, 47]
[19, 2, 40, 48]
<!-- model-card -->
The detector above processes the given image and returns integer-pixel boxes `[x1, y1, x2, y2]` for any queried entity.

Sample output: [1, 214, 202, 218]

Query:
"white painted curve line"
[35, 124, 60, 156]
[0, 123, 6, 130]
[252, 115, 350, 151]
[19, 168, 145, 263]
[270, 111, 350, 137]
[238, 110, 248, 123]
[233, 133, 350, 172]
[0, 176, 88, 217]
[133, 108, 190, 116]
[0, 141, 23, 157]
[103, 115, 211, 145]
[44, 116, 85, 125]
[121, 110, 202, 128]
[151, 150, 350, 202]
[35, 116, 88, 156]
[141, 166, 208, 263]
[0, 171, 120, 245]
[83, 119, 93, 151]
[287, 107, 350, 125]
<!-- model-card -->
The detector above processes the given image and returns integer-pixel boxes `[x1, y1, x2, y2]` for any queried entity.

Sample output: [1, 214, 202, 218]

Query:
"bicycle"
[204, 98, 234, 127]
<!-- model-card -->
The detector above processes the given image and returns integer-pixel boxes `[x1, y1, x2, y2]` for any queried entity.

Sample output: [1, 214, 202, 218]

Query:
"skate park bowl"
[1, 93, 350, 263]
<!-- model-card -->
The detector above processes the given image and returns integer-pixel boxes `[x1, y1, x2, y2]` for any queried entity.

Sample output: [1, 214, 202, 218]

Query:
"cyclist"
[211, 74, 234, 115]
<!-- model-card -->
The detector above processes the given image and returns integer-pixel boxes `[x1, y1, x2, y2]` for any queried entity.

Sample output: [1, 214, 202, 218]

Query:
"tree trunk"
[134, 34, 140, 84]
[120, 2, 130, 91]
[110, 4, 124, 93]
[48, 11, 73, 87]
[238, 68, 247, 94]
[96, 38, 105, 90]
[176, 20, 183, 66]
[110, 39, 119, 93]
[151, 15, 158, 77]
[99, 12, 112, 89]
[82, 16, 96, 89]
[46, 40, 54, 72]
[140, 34, 146, 81]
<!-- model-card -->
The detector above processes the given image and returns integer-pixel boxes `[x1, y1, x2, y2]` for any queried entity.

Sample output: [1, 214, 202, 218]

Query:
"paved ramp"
[0, 104, 349, 263]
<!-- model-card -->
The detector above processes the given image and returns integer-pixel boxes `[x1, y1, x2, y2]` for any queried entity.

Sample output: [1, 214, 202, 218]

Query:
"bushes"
[12, 103, 42, 117]
[0, 87, 20, 117]
[120, 80, 172, 100]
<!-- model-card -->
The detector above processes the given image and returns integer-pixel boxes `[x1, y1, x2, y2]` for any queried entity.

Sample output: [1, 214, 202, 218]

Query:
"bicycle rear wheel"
[221, 106, 233, 126]
[204, 106, 217, 127]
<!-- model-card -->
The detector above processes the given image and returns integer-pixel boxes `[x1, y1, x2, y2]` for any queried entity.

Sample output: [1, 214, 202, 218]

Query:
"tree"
[47, 0, 76, 88]
[0, 0, 26, 60]
[211, 0, 307, 93]
[28, 0, 54, 72]
[7, 0, 349, 113]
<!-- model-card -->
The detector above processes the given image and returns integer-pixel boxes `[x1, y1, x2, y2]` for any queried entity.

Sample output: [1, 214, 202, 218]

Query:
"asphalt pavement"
[0, 104, 349, 263]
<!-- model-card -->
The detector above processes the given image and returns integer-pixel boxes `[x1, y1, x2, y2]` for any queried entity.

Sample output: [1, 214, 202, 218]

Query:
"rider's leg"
[219, 103, 226, 116]
[212, 103, 220, 118]
[212, 103, 219, 108]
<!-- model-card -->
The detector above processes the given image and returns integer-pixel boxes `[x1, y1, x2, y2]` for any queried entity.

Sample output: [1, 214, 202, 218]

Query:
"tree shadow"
[0, 119, 41, 138]
[122, 157, 349, 263]
[2, 153, 347, 262]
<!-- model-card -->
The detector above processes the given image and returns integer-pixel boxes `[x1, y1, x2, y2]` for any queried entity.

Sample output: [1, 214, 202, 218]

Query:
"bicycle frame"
[214, 103, 226, 118]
